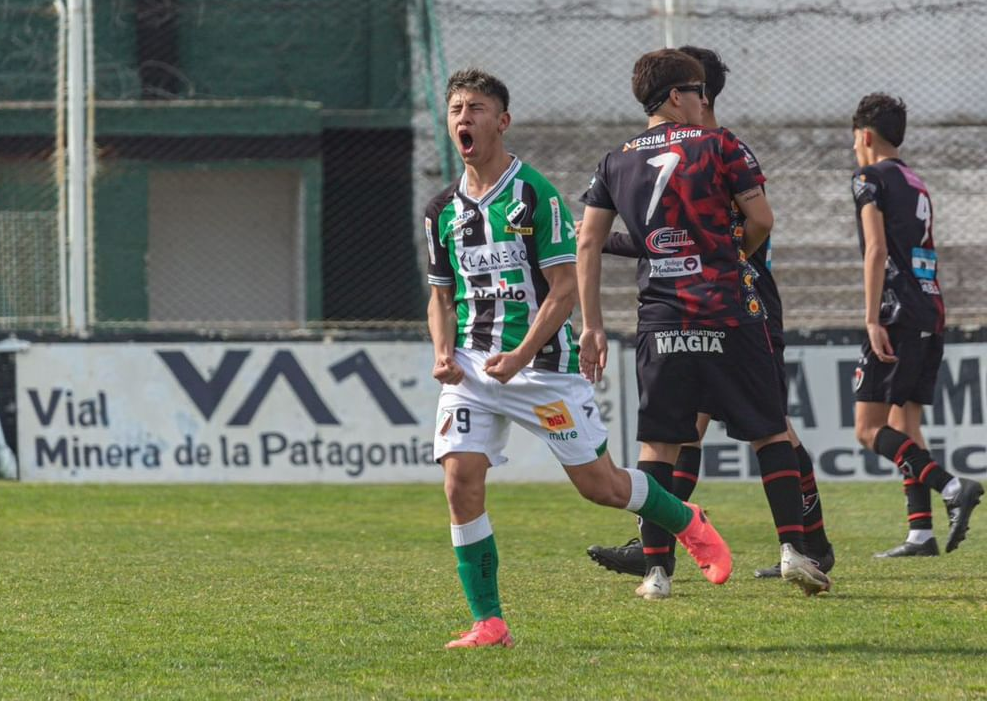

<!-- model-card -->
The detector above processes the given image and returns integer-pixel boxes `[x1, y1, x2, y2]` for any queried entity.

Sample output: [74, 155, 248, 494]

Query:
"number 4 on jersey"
[915, 191, 932, 244]
[646, 152, 681, 224]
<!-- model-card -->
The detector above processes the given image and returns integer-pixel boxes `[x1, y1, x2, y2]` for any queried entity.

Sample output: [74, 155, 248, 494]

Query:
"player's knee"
[854, 424, 876, 450]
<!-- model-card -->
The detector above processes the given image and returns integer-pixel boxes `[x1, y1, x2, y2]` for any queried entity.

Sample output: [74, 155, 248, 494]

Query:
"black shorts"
[854, 325, 944, 405]
[636, 323, 788, 443]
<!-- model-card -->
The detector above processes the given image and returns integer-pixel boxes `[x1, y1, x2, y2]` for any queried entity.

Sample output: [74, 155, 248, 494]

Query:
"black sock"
[756, 441, 806, 552]
[637, 461, 676, 572]
[672, 446, 702, 502]
[794, 443, 830, 553]
[873, 426, 953, 492]
[903, 477, 933, 530]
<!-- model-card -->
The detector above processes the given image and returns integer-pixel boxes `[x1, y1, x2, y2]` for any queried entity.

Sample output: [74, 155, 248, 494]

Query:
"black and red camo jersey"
[582, 122, 765, 330]
[852, 158, 945, 333]
[730, 138, 783, 340]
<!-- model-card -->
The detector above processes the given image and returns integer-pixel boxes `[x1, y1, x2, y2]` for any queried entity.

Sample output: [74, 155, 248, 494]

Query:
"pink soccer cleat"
[445, 616, 515, 649]
[675, 502, 733, 584]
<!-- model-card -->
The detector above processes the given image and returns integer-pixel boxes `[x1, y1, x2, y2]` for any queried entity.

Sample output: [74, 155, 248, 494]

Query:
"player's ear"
[864, 129, 873, 147]
[498, 110, 511, 134]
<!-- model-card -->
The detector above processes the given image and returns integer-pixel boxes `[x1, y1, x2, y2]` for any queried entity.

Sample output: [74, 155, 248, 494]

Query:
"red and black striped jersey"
[852, 158, 945, 333]
[582, 123, 765, 330]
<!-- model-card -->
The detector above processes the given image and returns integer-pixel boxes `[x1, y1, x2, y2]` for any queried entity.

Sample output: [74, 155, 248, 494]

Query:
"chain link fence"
[0, 1, 985, 336]
[414, 0, 987, 333]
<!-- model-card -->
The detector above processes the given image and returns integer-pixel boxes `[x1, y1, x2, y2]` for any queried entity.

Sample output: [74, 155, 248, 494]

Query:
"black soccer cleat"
[587, 537, 674, 578]
[873, 538, 940, 558]
[754, 543, 835, 578]
[944, 478, 984, 553]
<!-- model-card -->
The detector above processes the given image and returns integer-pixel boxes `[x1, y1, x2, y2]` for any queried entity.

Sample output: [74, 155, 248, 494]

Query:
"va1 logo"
[158, 349, 417, 426]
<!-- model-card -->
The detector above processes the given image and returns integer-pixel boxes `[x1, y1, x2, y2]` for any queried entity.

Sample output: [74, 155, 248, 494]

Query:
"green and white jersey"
[424, 156, 579, 373]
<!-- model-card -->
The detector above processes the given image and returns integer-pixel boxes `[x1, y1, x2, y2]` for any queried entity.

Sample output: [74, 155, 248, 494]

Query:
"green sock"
[453, 534, 502, 620]
[634, 471, 693, 534]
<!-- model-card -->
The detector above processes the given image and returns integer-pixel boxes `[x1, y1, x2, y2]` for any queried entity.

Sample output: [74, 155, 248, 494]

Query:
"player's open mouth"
[458, 130, 474, 154]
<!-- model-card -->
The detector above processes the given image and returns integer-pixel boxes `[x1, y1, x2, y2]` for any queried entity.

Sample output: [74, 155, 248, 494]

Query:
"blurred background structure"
[1, 0, 986, 336]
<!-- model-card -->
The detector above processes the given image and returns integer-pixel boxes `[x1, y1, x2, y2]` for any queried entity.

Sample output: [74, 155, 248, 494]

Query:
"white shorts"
[433, 348, 609, 467]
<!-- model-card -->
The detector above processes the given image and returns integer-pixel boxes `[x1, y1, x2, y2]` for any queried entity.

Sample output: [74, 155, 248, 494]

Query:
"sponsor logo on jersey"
[653, 330, 725, 354]
[550, 197, 562, 244]
[669, 128, 703, 142]
[533, 400, 576, 432]
[506, 199, 527, 227]
[920, 279, 941, 296]
[474, 280, 527, 301]
[425, 217, 436, 264]
[645, 227, 695, 254]
[649, 255, 702, 278]
[449, 209, 477, 232]
[458, 245, 529, 275]
[504, 225, 534, 235]
[623, 133, 667, 152]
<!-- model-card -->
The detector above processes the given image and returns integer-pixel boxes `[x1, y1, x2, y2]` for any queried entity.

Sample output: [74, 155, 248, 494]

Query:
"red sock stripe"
[761, 470, 801, 485]
[804, 519, 825, 533]
[908, 511, 934, 521]
[800, 474, 816, 486]
[893, 439, 916, 466]
[776, 524, 806, 534]
[918, 462, 938, 484]
[903, 478, 918, 486]
[672, 470, 699, 483]
[642, 546, 670, 555]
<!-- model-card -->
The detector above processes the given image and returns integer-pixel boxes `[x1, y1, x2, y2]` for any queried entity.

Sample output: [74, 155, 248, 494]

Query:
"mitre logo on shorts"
[645, 227, 695, 254]
[649, 255, 702, 278]
[533, 401, 576, 432]
[653, 330, 725, 354]
[854, 367, 865, 392]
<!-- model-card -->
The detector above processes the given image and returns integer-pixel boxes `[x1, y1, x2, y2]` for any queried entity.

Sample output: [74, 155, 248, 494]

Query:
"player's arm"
[859, 202, 897, 362]
[734, 187, 773, 256]
[603, 231, 638, 258]
[575, 220, 638, 258]
[427, 284, 464, 384]
[483, 263, 578, 384]
[576, 205, 617, 382]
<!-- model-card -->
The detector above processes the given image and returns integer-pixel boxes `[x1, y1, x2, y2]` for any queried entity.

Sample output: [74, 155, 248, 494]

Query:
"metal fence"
[0, 1, 985, 336]
[414, 0, 987, 332]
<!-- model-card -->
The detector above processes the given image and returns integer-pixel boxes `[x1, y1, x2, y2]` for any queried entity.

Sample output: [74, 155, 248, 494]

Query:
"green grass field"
[0, 481, 984, 700]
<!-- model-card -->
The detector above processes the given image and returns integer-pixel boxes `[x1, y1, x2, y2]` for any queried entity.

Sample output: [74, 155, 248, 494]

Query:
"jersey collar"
[457, 155, 521, 208]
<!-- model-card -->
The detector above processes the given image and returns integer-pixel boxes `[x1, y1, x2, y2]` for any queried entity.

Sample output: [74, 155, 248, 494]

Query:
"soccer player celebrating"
[850, 94, 983, 556]
[579, 49, 831, 597]
[425, 68, 732, 649]
[584, 46, 834, 590]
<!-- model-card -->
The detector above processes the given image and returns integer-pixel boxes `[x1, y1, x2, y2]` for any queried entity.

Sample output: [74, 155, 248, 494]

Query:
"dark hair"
[678, 46, 729, 109]
[852, 93, 907, 147]
[445, 68, 510, 112]
[632, 49, 705, 115]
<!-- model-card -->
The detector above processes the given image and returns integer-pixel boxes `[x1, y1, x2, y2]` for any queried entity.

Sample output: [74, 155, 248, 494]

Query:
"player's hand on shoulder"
[578, 328, 608, 383]
[866, 322, 898, 363]
[433, 355, 465, 384]
[484, 351, 525, 384]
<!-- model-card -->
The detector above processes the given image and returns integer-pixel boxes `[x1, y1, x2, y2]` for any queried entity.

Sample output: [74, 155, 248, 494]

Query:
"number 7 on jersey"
[646, 152, 681, 225]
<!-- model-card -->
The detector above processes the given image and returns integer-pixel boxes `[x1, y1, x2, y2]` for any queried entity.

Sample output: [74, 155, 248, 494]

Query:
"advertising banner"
[620, 342, 987, 480]
[16, 342, 625, 483]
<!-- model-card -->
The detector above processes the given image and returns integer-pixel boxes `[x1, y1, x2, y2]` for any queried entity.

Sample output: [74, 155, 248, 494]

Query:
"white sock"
[450, 512, 493, 547]
[941, 477, 961, 500]
[906, 529, 934, 545]
[623, 467, 649, 512]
